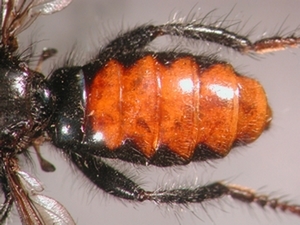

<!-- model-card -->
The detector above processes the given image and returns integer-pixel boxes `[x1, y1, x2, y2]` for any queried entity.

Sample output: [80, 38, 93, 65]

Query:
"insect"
[1, 0, 300, 224]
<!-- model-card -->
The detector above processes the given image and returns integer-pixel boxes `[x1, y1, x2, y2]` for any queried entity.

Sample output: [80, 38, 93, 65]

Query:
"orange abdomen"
[86, 55, 272, 162]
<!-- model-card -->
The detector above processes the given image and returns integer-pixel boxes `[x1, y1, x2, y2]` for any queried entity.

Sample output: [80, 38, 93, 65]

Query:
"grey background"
[12, 0, 300, 224]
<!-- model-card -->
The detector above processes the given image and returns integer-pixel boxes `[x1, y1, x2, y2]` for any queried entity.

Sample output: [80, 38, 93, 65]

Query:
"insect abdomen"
[86, 54, 272, 163]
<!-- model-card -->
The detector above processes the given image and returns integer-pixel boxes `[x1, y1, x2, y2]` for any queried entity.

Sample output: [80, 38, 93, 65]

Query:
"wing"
[0, 0, 72, 51]
[3, 157, 75, 225]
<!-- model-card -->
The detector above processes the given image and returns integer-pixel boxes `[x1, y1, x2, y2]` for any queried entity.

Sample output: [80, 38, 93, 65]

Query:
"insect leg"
[158, 23, 300, 54]
[0, 167, 13, 223]
[100, 23, 300, 59]
[69, 151, 300, 217]
[69, 150, 144, 200]
[142, 183, 300, 217]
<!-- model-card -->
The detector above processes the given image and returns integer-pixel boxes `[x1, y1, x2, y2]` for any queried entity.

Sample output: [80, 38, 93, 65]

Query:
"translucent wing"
[30, 194, 76, 225]
[1, 0, 73, 50]
[5, 161, 75, 225]
[30, 0, 73, 15]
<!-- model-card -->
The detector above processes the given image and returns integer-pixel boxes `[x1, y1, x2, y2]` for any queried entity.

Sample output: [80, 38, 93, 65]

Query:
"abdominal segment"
[86, 54, 271, 163]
